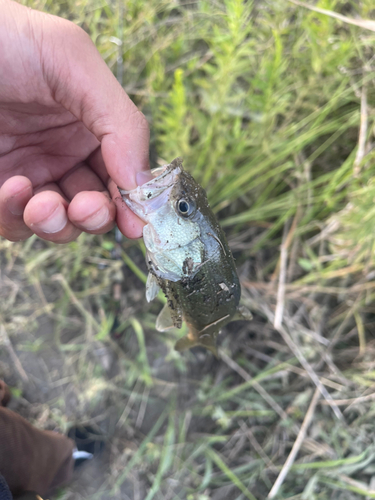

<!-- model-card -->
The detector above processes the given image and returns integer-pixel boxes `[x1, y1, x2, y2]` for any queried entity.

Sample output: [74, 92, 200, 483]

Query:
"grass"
[2, 0, 375, 498]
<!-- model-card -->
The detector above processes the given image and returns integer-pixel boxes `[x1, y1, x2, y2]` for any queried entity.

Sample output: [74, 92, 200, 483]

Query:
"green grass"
[2, 0, 375, 498]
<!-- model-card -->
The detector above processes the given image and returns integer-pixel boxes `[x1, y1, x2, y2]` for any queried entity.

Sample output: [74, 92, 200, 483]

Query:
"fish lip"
[118, 160, 182, 221]
[118, 160, 181, 197]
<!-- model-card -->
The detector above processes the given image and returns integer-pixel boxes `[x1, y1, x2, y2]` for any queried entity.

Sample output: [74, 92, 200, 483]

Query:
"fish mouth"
[118, 159, 182, 221]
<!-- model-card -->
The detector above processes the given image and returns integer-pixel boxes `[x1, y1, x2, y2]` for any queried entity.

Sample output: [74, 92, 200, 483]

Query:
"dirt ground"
[2, 231, 374, 500]
[1, 238, 270, 499]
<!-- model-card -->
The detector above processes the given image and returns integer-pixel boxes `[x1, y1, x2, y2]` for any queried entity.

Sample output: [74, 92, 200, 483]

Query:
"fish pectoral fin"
[174, 332, 219, 358]
[233, 305, 253, 322]
[146, 272, 160, 303]
[156, 303, 181, 331]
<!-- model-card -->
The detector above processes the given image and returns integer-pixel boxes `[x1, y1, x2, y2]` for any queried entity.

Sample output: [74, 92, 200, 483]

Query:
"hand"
[0, 0, 150, 243]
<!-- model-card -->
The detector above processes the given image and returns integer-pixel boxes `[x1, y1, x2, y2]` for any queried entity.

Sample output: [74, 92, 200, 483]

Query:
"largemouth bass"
[119, 158, 251, 355]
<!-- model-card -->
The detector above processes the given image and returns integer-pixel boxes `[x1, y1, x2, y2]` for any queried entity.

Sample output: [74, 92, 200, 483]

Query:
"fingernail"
[6, 196, 25, 216]
[35, 204, 68, 234]
[6, 186, 32, 216]
[83, 206, 110, 231]
[136, 171, 154, 186]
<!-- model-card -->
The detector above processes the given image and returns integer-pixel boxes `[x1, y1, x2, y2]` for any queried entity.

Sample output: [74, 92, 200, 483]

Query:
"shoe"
[67, 425, 105, 468]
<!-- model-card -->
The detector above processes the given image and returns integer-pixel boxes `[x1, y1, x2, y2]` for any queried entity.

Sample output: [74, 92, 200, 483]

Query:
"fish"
[118, 157, 252, 355]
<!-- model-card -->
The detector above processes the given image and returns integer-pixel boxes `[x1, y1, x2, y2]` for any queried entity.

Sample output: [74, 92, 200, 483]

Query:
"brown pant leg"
[0, 381, 74, 498]
[0, 381, 11, 407]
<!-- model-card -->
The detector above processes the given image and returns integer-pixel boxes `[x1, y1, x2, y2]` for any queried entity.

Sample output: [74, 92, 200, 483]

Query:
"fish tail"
[174, 333, 219, 358]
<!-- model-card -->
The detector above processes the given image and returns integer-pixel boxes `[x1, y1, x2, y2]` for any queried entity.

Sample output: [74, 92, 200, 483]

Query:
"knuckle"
[129, 108, 149, 132]
[52, 16, 91, 44]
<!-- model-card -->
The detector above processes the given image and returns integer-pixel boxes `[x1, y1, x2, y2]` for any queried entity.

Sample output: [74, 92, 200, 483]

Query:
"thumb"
[35, 8, 150, 190]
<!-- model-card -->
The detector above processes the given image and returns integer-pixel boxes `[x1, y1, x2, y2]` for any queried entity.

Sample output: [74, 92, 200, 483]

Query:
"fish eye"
[178, 200, 189, 213]
[177, 198, 194, 217]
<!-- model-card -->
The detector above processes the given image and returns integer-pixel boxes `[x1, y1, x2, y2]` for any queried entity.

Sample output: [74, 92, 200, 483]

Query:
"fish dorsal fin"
[233, 305, 253, 321]
[156, 303, 183, 331]
[146, 272, 160, 303]
[171, 157, 183, 169]
[175, 332, 219, 358]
